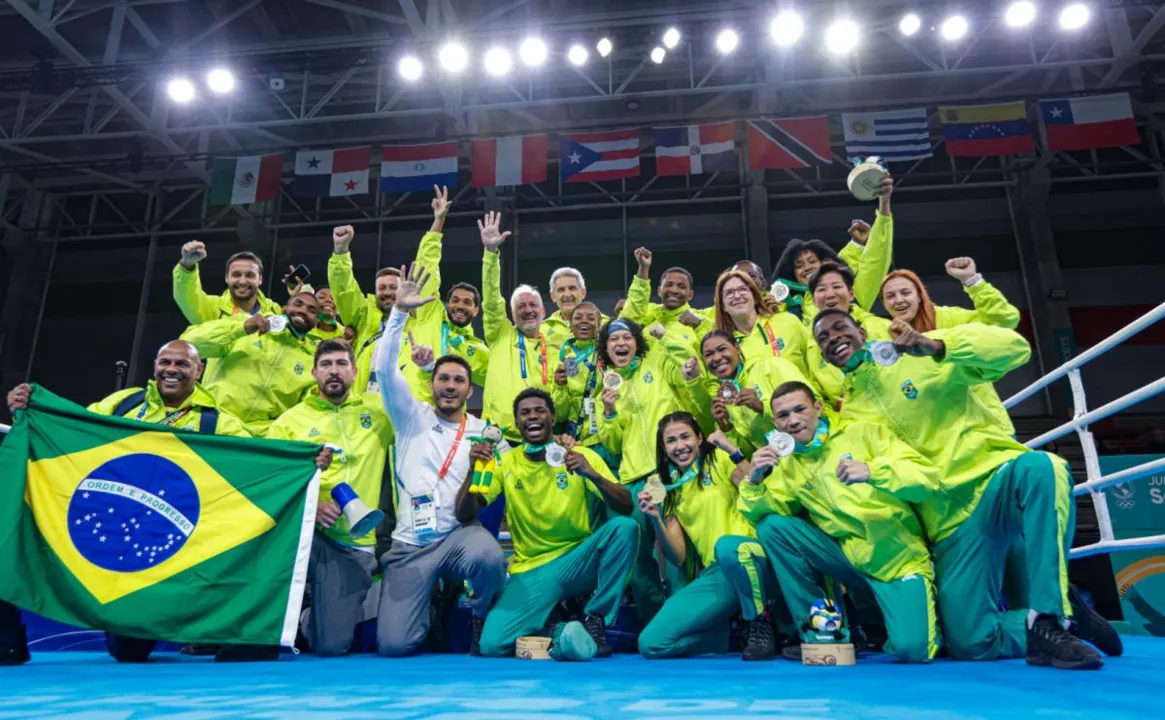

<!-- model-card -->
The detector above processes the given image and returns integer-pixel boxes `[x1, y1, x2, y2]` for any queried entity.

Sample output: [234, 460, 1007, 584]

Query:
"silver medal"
[870, 340, 900, 367]
[770, 281, 790, 302]
[564, 357, 580, 378]
[603, 372, 623, 391]
[719, 382, 738, 402]
[267, 314, 288, 332]
[545, 444, 567, 468]
[767, 431, 796, 457]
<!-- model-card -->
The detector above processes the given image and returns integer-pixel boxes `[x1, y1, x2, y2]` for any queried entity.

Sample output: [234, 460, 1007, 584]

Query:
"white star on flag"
[100, 536, 106, 543]
[568, 152, 582, 164]
[1050, 107, 1063, 118]
[83, 493, 90, 499]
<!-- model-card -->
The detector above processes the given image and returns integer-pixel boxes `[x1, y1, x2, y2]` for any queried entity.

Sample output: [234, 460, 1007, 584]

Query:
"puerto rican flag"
[560, 129, 641, 183]
[1039, 94, 1140, 152]
[292, 147, 371, 198]
[380, 142, 459, 193]
[653, 122, 736, 176]
[470, 135, 548, 187]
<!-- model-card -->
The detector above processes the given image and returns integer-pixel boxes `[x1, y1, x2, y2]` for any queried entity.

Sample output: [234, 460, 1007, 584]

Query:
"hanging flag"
[470, 135, 548, 187]
[653, 122, 736, 176]
[292, 147, 371, 197]
[209, 154, 283, 205]
[0, 386, 320, 646]
[1039, 94, 1140, 151]
[560, 129, 641, 183]
[842, 108, 932, 161]
[380, 142, 460, 193]
[940, 102, 1034, 157]
[747, 116, 832, 169]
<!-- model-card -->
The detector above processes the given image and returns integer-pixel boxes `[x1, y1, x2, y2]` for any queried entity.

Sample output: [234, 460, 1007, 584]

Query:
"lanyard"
[440, 322, 465, 357]
[518, 333, 548, 385]
[361, 320, 385, 354]
[436, 414, 469, 481]
[136, 403, 192, 426]
[559, 339, 596, 366]
[758, 321, 782, 357]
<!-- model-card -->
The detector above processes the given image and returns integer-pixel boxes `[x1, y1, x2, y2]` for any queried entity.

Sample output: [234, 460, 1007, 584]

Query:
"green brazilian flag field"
[0, 386, 321, 646]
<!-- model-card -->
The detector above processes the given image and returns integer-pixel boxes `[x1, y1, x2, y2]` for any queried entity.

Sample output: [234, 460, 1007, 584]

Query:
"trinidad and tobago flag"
[747, 116, 832, 170]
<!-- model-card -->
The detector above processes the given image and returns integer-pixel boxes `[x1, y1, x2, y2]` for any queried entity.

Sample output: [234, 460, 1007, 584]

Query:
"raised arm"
[327, 225, 370, 333]
[414, 186, 451, 326]
[479, 211, 512, 346]
[942, 257, 1021, 329]
[374, 264, 437, 432]
[621, 248, 654, 323]
[172, 241, 220, 324]
[852, 183, 894, 311]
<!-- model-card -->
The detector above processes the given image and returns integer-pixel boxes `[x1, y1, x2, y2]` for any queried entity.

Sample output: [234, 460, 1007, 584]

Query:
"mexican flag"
[209, 154, 284, 205]
[0, 386, 320, 646]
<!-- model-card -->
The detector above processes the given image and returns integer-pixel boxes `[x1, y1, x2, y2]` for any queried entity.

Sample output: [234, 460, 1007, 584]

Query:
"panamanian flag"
[380, 142, 459, 193]
[292, 147, 371, 198]
[653, 122, 736, 176]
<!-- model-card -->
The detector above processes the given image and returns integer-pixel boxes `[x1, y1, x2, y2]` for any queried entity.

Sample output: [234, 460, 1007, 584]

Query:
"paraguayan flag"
[842, 108, 933, 162]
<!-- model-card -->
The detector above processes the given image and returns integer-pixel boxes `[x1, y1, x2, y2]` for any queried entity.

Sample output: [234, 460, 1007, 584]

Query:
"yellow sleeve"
[414, 231, 444, 326]
[213, 410, 253, 438]
[852, 212, 893, 311]
[465, 337, 490, 387]
[179, 317, 248, 359]
[962, 280, 1021, 329]
[264, 416, 293, 441]
[327, 252, 370, 336]
[861, 424, 942, 503]
[482, 250, 507, 347]
[621, 275, 653, 324]
[928, 324, 1032, 385]
[596, 401, 627, 456]
[837, 240, 863, 271]
[172, 263, 220, 325]
[737, 473, 800, 525]
[86, 388, 139, 416]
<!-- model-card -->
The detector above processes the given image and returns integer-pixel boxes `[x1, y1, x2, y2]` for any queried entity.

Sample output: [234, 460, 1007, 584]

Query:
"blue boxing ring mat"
[3, 636, 1163, 719]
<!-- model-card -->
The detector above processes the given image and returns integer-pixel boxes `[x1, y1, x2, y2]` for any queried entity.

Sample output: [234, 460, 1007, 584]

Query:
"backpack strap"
[112, 389, 148, 420]
[197, 408, 219, 435]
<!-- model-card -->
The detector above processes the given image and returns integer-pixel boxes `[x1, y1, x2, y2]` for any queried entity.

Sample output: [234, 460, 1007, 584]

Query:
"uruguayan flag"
[842, 108, 933, 162]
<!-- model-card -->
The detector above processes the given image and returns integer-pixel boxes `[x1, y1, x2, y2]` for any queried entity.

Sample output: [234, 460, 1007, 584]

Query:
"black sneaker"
[180, 643, 220, 656]
[214, 644, 280, 663]
[470, 616, 485, 657]
[781, 637, 802, 662]
[1067, 585, 1123, 657]
[582, 614, 612, 658]
[1026, 615, 1103, 670]
[0, 626, 29, 666]
[742, 618, 776, 661]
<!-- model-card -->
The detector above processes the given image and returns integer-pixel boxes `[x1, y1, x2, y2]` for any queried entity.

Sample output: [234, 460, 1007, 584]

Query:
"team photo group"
[0, 176, 1124, 672]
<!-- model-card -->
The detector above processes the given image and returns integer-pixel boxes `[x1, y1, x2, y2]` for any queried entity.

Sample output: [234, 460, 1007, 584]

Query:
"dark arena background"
[1, 0, 1164, 718]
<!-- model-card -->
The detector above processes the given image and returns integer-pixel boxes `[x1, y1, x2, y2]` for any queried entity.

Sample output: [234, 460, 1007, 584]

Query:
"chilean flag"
[470, 135, 548, 187]
[380, 142, 459, 192]
[560, 129, 641, 183]
[653, 122, 736, 176]
[1040, 94, 1140, 152]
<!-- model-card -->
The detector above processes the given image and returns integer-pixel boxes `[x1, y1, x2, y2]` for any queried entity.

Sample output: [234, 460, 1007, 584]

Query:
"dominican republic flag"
[470, 135, 548, 187]
[1039, 94, 1140, 152]
[559, 129, 641, 183]
[292, 147, 371, 198]
[209, 154, 283, 205]
[380, 142, 459, 193]
[747, 116, 832, 170]
[843, 108, 932, 161]
[653, 123, 736, 176]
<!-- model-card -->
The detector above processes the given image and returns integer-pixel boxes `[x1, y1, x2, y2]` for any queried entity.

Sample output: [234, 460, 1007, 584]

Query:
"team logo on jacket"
[360, 413, 372, 429]
[776, 338, 786, 351]
[309, 427, 321, 438]
[294, 363, 305, 375]
[467, 347, 475, 357]
[753, 385, 764, 400]
[253, 341, 263, 350]
[555, 472, 568, 490]
[643, 370, 654, 384]
[900, 379, 918, 400]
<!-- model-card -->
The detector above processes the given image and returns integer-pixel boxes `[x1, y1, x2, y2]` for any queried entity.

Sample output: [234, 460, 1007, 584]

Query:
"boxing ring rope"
[1004, 301, 1165, 560]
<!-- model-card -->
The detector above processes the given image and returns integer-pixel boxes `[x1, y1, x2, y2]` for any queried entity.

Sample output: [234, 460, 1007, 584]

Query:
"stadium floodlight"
[483, 47, 513, 77]
[519, 37, 548, 66]
[716, 29, 739, 55]
[650, 46, 666, 64]
[438, 42, 469, 73]
[597, 37, 613, 57]
[568, 44, 589, 66]
[398, 55, 423, 81]
[206, 68, 235, 94]
[823, 19, 861, 55]
[167, 77, 196, 103]
[771, 11, 805, 47]
[899, 13, 922, 36]
[1059, 3, 1090, 30]
[662, 27, 682, 49]
[941, 15, 969, 41]
[1005, 1, 1037, 28]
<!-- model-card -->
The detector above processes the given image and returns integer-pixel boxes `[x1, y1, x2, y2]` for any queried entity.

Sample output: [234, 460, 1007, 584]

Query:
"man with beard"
[542, 267, 609, 353]
[812, 309, 1122, 670]
[371, 264, 505, 657]
[2, 340, 293, 665]
[327, 187, 447, 396]
[620, 248, 711, 352]
[460, 388, 636, 659]
[480, 211, 561, 443]
[267, 339, 392, 657]
[180, 292, 320, 436]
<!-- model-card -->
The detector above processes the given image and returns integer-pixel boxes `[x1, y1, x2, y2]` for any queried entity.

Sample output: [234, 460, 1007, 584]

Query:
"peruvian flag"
[470, 135, 548, 187]
[1040, 94, 1140, 152]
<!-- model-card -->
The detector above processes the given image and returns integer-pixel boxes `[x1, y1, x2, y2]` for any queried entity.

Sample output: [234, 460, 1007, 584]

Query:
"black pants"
[0, 600, 21, 644]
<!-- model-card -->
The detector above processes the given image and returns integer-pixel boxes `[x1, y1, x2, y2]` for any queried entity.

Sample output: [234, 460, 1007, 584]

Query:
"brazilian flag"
[0, 386, 320, 646]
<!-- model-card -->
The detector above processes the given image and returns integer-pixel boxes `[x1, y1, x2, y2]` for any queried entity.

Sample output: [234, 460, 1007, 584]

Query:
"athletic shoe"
[1067, 584, 1123, 657]
[582, 614, 612, 658]
[0, 626, 29, 666]
[214, 644, 280, 663]
[180, 643, 220, 656]
[548, 621, 596, 662]
[781, 639, 802, 662]
[470, 616, 485, 657]
[742, 618, 776, 661]
[1026, 615, 1103, 670]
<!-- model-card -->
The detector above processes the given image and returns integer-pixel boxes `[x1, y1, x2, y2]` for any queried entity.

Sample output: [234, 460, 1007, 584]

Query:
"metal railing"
[1004, 301, 1165, 559]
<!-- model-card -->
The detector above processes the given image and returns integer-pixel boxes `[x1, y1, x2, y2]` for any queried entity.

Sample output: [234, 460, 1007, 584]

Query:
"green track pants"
[756, 515, 939, 663]
[622, 477, 689, 627]
[638, 564, 735, 658]
[933, 451, 1075, 660]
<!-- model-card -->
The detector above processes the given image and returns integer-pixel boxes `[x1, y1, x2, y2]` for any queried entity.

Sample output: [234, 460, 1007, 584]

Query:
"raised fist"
[180, 241, 207, 269]
[945, 257, 978, 284]
[333, 225, 355, 253]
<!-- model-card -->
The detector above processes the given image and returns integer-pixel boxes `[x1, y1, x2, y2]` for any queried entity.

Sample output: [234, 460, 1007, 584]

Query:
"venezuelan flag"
[0, 386, 320, 646]
[940, 101, 1034, 157]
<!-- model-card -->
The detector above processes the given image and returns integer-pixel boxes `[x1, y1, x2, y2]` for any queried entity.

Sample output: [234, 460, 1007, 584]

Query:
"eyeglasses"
[723, 287, 752, 299]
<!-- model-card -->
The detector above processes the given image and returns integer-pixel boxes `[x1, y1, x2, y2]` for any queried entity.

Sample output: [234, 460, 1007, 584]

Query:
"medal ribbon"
[136, 402, 193, 426]
[841, 344, 875, 374]
[440, 322, 465, 356]
[665, 457, 709, 491]
[793, 415, 832, 455]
